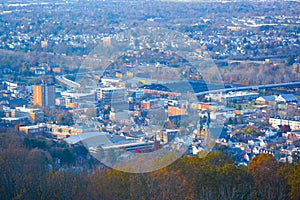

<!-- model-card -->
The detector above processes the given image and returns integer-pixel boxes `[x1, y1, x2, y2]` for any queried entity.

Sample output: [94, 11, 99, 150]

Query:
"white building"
[269, 117, 300, 131]
[275, 94, 298, 103]
[96, 86, 126, 104]
[206, 91, 259, 103]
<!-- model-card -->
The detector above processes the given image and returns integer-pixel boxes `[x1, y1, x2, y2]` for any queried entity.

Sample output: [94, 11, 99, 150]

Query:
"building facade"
[269, 117, 300, 131]
[96, 86, 126, 105]
[33, 84, 56, 107]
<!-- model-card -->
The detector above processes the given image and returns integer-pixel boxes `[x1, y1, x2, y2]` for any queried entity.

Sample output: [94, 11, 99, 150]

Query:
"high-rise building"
[33, 84, 56, 108]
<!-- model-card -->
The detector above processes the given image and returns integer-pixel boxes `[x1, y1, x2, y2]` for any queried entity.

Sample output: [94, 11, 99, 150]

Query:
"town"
[1, 48, 299, 170]
[0, 1, 300, 199]
[0, 0, 299, 171]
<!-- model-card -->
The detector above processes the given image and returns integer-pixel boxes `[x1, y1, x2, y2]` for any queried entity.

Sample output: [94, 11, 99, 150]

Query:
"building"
[55, 97, 66, 107]
[7, 98, 28, 109]
[15, 106, 44, 123]
[255, 95, 276, 105]
[56, 97, 74, 108]
[141, 99, 161, 110]
[4, 81, 18, 92]
[275, 94, 298, 103]
[1, 116, 29, 126]
[65, 97, 73, 108]
[284, 131, 300, 140]
[96, 86, 126, 104]
[156, 129, 179, 143]
[102, 36, 111, 47]
[19, 123, 47, 135]
[4, 106, 44, 124]
[207, 92, 259, 103]
[134, 89, 144, 99]
[140, 84, 181, 98]
[168, 106, 188, 117]
[33, 84, 56, 108]
[269, 117, 300, 131]
[256, 94, 298, 105]
[18, 123, 96, 138]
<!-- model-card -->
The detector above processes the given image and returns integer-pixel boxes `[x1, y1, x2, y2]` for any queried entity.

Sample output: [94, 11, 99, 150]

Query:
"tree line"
[0, 129, 299, 200]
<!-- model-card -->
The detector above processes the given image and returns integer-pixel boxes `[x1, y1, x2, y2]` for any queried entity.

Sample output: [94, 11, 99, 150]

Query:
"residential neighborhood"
[0, 1, 299, 199]
[0, 1, 299, 170]
[1, 61, 299, 167]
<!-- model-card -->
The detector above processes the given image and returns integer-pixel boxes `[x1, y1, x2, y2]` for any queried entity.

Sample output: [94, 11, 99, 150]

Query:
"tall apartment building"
[33, 84, 56, 108]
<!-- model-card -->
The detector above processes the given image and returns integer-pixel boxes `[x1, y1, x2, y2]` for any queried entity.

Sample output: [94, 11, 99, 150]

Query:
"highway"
[57, 73, 300, 97]
[194, 81, 300, 96]
[56, 75, 80, 88]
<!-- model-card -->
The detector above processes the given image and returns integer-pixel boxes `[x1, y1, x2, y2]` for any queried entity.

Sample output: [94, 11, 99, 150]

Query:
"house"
[34, 67, 46, 75]
[265, 129, 277, 137]
[284, 130, 300, 140]
[115, 71, 123, 78]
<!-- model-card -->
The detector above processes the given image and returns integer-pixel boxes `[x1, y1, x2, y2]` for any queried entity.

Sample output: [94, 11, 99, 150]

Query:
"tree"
[217, 164, 255, 200]
[248, 154, 288, 200]
[89, 169, 131, 200]
[23, 138, 48, 150]
[280, 163, 300, 200]
[150, 168, 190, 200]
[286, 55, 295, 66]
[86, 108, 96, 118]
[56, 112, 74, 126]
[282, 125, 291, 133]
[39, 172, 89, 200]
[227, 117, 233, 125]
[244, 126, 253, 135]
[288, 164, 300, 200]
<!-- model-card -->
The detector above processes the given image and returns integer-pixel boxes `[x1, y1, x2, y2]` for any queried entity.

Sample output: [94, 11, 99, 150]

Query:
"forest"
[0, 128, 299, 200]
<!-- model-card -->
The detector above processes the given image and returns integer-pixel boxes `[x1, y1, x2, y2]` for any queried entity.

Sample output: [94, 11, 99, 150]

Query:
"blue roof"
[261, 95, 276, 101]
[279, 94, 298, 102]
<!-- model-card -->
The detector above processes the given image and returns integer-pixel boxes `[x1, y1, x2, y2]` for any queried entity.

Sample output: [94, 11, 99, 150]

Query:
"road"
[194, 81, 300, 96]
[56, 75, 80, 88]
[58, 73, 300, 97]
